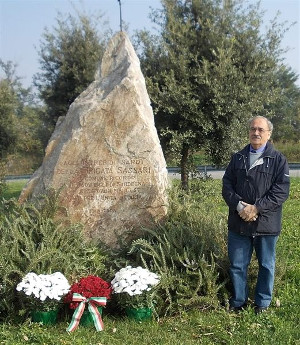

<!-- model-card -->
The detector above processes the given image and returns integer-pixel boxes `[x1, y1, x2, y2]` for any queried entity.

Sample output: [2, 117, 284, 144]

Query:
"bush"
[0, 160, 7, 197]
[0, 193, 107, 321]
[274, 141, 300, 162]
[126, 180, 230, 316]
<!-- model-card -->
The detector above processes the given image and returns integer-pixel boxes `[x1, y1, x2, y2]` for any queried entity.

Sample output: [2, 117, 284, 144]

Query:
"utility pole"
[118, 0, 123, 31]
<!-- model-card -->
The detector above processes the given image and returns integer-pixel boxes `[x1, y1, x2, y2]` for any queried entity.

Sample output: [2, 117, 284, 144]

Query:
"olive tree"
[136, 0, 296, 189]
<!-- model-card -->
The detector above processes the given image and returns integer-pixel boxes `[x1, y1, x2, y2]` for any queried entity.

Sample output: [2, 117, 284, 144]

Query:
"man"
[222, 116, 290, 314]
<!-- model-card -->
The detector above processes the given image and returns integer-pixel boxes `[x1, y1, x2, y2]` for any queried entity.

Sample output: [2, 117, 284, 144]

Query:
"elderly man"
[222, 116, 290, 314]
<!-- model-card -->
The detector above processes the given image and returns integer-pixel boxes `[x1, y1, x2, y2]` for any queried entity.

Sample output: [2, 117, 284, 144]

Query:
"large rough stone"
[19, 31, 169, 247]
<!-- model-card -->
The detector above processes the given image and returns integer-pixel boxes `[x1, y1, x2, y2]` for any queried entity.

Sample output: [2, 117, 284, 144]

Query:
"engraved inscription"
[57, 157, 152, 203]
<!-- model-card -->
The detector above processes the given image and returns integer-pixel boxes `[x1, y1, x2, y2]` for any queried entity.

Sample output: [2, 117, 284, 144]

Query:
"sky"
[0, 0, 299, 88]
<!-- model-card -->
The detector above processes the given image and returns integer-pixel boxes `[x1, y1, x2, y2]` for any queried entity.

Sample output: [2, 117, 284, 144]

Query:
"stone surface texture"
[19, 31, 169, 247]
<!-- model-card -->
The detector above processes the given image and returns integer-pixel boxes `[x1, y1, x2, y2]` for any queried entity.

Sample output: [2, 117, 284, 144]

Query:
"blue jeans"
[228, 231, 278, 308]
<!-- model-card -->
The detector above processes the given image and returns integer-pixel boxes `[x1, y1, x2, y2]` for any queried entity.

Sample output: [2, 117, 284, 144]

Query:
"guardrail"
[4, 174, 33, 181]
[167, 163, 300, 173]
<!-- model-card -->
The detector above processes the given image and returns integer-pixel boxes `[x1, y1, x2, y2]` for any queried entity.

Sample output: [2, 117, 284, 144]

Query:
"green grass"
[2, 179, 28, 199]
[0, 304, 299, 345]
[1, 178, 299, 345]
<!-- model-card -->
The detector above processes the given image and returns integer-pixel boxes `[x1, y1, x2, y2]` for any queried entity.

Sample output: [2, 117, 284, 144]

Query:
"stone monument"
[19, 31, 169, 247]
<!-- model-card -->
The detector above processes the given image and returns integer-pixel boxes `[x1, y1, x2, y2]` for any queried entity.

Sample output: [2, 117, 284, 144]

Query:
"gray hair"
[248, 116, 273, 132]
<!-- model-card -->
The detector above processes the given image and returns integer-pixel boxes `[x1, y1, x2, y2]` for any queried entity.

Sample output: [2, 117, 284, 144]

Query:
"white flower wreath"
[16, 272, 70, 303]
[111, 266, 160, 296]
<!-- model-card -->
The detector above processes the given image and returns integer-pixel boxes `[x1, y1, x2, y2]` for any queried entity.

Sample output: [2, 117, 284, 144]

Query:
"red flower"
[64, 276, 112, 309]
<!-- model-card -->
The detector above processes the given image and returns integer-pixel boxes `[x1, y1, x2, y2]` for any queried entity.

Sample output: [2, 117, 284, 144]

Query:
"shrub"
[126, 181, 230, 316]
[0, 193, 107, 321]
[129, 228, 222, 316]
[0, 161, 7, 197]
[274, 141, 300, 162]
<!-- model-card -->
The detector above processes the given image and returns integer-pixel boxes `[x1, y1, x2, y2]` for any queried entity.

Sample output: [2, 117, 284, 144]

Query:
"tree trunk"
[180, 143, 189, 191]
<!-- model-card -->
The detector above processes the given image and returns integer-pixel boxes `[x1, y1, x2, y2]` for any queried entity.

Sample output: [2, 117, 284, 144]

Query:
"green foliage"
[131, 234, 223, 317]
[114, 289, 156, 311]
[13, 105, 44, 156]
[5, 153, 43, 175]
[0, 161, 7, 197]
[271, 67, 300, 142]
[35, 10, 110, 126]
[0, 194, 107, 321]
[136, 0, 299, 187]
[0, 77, 17, 158]
[0, 59, 46, 175]
[166, 180, 228, 264]
[127, 180, 229, 316]
[274, 141, 300, 162]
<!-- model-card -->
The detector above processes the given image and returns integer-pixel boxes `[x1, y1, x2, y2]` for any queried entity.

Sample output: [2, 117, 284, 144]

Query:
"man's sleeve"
[255, 155, 290, 213]
[222, 155, 242, 210]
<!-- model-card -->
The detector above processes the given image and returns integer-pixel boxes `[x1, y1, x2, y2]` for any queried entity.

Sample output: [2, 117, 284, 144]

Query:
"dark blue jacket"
[222, 142, 290, 236]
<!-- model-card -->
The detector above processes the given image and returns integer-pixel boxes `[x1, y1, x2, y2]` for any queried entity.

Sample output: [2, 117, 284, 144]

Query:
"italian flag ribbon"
[66, 293, 107, 332]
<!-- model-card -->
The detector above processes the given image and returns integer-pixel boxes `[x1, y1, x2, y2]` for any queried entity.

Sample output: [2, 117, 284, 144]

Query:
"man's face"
[249, 118, 271, 150]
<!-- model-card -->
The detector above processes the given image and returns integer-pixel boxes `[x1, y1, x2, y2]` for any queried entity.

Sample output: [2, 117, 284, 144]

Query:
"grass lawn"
[2, 179, 28, 199]
[0, 178, 299, 345]
[0, 304, 299, 345]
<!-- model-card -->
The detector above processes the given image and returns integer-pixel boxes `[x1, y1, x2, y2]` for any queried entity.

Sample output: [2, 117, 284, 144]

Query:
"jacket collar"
[238, 141, 275, 158]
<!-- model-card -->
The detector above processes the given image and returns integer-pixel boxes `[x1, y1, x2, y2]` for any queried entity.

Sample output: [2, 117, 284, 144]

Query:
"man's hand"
[238, 202, 258, 222]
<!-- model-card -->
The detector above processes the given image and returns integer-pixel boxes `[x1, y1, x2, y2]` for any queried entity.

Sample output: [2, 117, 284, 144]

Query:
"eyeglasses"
[249, 127, 270, 133]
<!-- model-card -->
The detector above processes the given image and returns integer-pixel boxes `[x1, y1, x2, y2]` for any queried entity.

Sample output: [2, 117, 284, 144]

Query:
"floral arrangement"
[64, 275, 112, 309]
[111, 266, 160, 309]
[16, 272, 70, 311]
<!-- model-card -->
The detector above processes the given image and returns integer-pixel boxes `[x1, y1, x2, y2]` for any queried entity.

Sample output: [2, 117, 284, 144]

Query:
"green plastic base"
[31, 310, 58, 325]
[80, 307, 103, 326]
[125, 307, 152, 321]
